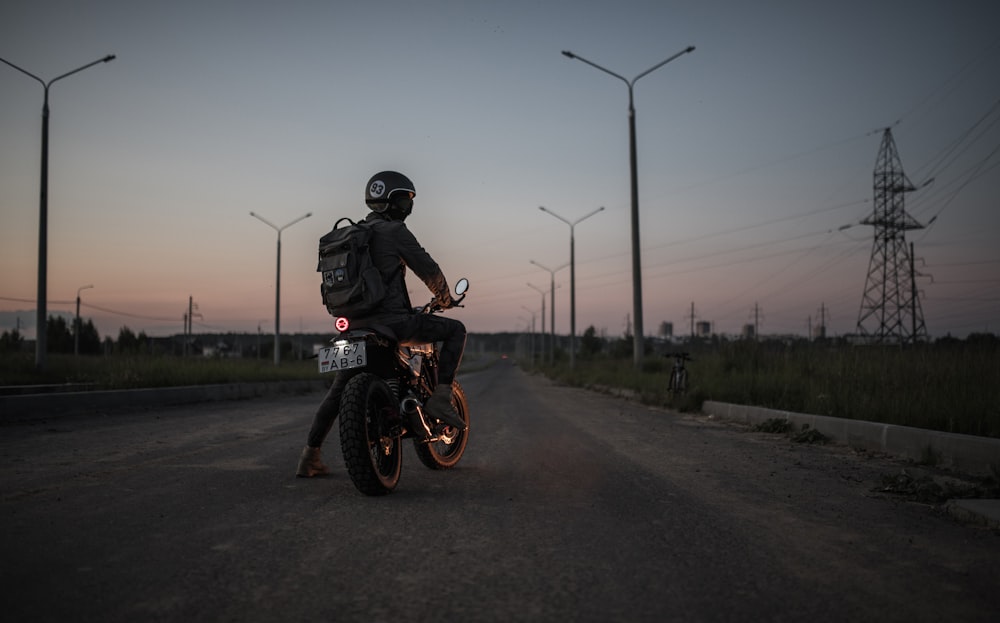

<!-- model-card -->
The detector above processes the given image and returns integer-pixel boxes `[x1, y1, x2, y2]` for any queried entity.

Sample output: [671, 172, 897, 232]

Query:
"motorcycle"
[317, 278, 471, 496]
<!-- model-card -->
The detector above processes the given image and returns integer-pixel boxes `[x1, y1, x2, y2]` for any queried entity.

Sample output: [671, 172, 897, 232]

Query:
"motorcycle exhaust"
[400, 396, 421, 415]
[401, 395, 434, 440]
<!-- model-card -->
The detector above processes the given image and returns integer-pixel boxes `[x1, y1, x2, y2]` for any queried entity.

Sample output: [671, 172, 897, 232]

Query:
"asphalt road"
[2, 360, 998, 622]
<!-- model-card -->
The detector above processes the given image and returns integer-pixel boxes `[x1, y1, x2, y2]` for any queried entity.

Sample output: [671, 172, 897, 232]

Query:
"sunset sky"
[2, 0, 998, 342]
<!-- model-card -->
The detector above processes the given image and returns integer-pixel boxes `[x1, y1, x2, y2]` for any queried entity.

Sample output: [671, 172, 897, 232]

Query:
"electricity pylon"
[856, 128, 928, 344]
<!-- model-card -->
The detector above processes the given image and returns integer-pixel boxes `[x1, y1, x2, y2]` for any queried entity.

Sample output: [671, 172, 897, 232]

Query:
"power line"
[897, 36, 1000, 131]
[928, 259, 1000, 268]
[0, 296, 182, 323]
[0, 295, 73, 305]
[670, 131, 873, 195]
[81, 302, 179, 323]
[911, 97, 1000, 183]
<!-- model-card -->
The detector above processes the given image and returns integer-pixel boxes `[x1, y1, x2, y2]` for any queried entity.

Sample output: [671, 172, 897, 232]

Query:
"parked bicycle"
[666, 352, 692, 393]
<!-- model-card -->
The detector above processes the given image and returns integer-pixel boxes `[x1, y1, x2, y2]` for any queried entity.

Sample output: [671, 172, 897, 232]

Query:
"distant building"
[658, 322, 673, 338]
[742, 324, 755, 339]
[696, 321, 712, 337]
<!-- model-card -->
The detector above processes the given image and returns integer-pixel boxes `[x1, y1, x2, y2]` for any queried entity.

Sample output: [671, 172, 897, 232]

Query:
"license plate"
[318, 340, 367, 373]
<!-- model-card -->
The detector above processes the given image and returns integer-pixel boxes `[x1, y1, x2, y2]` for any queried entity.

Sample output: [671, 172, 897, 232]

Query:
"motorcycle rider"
[296, 170, 468, 477]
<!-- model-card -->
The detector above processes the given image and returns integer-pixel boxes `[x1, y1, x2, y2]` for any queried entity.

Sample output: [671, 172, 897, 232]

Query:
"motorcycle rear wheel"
[339, 373, 401, 495]
[414, 380, 470, 470]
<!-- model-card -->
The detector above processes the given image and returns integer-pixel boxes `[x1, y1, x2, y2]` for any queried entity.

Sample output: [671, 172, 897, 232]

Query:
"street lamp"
[74, 284, 93, 356]
[530, 260, 569, 364]
[521, 305, 538, 363]
[527, 283, 547, 362]
[1, 54, 116, 370]
[539, 205, 604, 368]
[562, 46, 694, 368]
[250, 211, 312, 365]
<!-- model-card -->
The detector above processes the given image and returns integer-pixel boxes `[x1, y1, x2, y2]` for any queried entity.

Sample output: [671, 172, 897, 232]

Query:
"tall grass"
[0, 349, 497, 390]
[0, 354, 320, 389]
[4, 345, 997, 438]
[534, 341, 1000, 438]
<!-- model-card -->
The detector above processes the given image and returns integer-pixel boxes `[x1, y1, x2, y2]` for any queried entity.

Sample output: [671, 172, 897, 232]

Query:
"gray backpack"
[317, 218, 386, 318]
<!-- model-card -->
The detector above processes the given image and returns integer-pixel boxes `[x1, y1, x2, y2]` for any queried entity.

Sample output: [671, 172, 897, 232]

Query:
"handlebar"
[418, 278, 469, 315]
[420, 295, 465, 315]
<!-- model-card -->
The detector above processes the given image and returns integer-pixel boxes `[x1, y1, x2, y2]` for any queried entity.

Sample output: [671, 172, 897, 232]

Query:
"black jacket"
[361, 211, 452, 319]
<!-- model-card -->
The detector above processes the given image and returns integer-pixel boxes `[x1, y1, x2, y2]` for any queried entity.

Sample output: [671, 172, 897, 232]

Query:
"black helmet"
[365, 171, 415, 212]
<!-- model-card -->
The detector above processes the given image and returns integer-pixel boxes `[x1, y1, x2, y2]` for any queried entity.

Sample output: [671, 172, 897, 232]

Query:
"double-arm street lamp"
[250, 211, 312, 365]
[562, 46, 694, 368]
[539, 205, 604, 368]
[1, 54, 116, 370]
[530, 260, 569, 364]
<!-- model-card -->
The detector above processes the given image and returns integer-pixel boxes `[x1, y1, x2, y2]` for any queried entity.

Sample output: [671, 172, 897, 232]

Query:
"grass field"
[0, 349, 497, 391]
[530, 340, 1000, 439]
[0, 353, 321, 389]
[3, 342, 997, 439]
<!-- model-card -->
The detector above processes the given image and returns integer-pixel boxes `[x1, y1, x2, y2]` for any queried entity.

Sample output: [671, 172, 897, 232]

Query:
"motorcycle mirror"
[454, 278, 469, 296]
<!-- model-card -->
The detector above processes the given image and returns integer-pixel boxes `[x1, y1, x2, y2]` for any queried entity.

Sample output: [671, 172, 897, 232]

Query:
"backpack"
[317, 217, 387, 318]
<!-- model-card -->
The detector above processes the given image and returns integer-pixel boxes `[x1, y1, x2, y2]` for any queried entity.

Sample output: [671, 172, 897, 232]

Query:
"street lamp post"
[562, 46, 694, 368]
[74, 284, 93, 356]
[250, 211, 312, 365]
[521, 305, 538, 363]
[527, 283, 547, 363]
[539, 205, 604, 368]
[530, 260, 569, 365]
[1, 54, 116, 370]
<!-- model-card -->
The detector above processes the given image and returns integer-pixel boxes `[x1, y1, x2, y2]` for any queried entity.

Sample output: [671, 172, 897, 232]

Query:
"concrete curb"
[0, 380, 329, 422]
[701, 400, 1000, 477]
[945, 499, 1000, 530]
[699, 401, 1000, 529]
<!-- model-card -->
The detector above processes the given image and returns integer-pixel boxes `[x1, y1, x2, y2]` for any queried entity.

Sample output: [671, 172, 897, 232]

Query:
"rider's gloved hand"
[437, 291, 455, 309]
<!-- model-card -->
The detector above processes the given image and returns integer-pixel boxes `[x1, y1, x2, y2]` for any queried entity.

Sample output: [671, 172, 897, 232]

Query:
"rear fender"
[334, 328, 398, 379]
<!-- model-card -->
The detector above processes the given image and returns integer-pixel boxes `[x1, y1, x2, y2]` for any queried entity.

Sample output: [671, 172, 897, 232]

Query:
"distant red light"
[335, 317, 350, 332]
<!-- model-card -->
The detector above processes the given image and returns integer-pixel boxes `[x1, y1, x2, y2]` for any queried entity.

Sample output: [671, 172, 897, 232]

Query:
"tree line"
[0, 315, 150, 355]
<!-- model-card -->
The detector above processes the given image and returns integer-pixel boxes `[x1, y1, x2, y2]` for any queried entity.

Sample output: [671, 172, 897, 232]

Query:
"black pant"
[306, 314, 466, 448]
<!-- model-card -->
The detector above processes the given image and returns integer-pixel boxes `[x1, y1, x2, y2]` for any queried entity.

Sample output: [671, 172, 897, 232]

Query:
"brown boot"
[296, 445, 331, 478]
[424, 385, 467, 431]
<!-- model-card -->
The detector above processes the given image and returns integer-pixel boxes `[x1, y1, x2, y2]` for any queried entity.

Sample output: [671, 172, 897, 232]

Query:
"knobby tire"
[338, 373, 401, 496]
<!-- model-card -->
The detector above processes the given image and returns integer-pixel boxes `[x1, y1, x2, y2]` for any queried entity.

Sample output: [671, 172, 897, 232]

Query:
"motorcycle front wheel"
[414, 380, 470, 470]
[339, 373, 401, 495]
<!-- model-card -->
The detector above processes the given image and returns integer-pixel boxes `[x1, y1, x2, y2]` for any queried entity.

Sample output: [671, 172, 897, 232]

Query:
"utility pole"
[184, 296, 202, 356]
[753, 303, 761, 341]
[74, 284, 93, 356]
[189, 296, 194, 354]
[528, 283, 547, 363]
